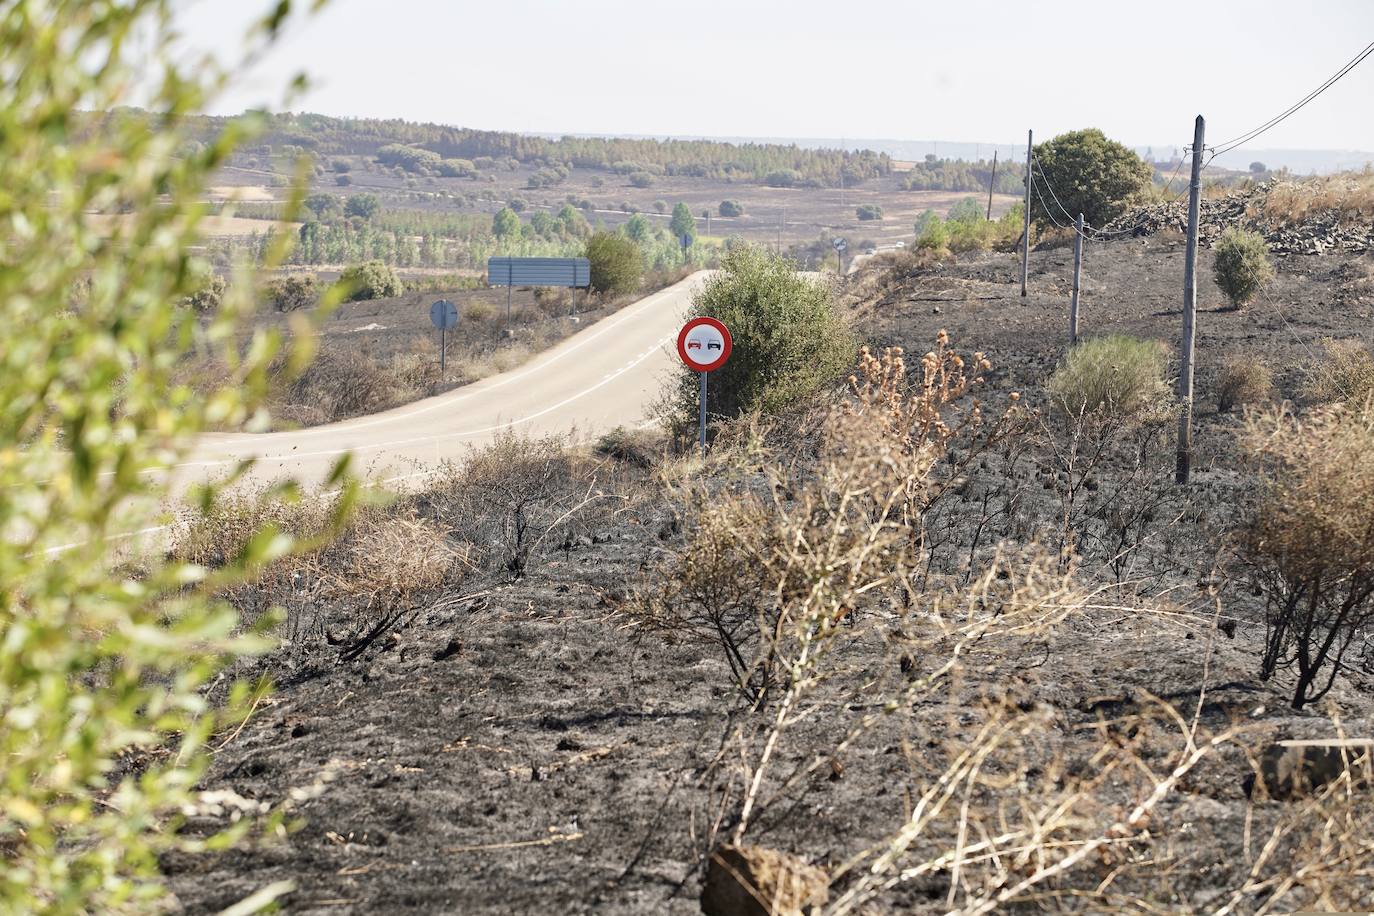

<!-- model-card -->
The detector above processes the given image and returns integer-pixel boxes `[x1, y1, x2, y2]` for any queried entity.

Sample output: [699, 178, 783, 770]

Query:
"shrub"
[763, 169, 801, 188]
[856, 203, 883, 221]
[947, 195, 984, 225]
[585, 231, 643, 294]
[669, 244, 854, 425]
[344, 192, 380, 219]
[438, 157, 475, 177]
[1031, 128, 1154, 228]
[331, 157, 352, 173]
[266, 273, 320, 312]
[181, 271, 226, 312]
[1240, 401, 1374, 707]
[915, 213, 949, 252]
[335, 173, 352, 186]
[653, 199, 667, 213]
[629, 171, 655, 188]
[719, 199, 744, 217]
[340, 260, 403, 301]
[0, 4, 345, 911]
[1305, 337, 1374, 404]
[1212, 227, 1274, 308]
[1217, 355, 1274, 412]
[1047, 334, 1170, 422]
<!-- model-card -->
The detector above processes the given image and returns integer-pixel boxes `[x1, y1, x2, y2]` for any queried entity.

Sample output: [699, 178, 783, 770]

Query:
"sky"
[171, 0, 1374, 154]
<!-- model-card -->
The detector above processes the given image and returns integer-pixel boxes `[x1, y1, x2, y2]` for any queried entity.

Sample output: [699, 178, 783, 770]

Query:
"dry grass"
[1239, 400, 1374, 708]
[1304, 337, 1374, 405]
[1218, 354, 1275, 413]
[1261, 168, 1374, 227]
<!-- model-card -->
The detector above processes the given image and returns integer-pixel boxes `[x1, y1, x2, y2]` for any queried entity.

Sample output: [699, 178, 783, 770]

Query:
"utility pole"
[986, 150, 998, 220]
[1070, 213, 1083, 344]
[1021, 129, 1032, 297]
[1176, 115, 1205, 485]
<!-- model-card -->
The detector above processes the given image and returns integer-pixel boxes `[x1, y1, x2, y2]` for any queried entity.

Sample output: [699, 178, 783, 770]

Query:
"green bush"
[653, 199, 668, 213]
[916, 213, 949, 252]
[181, 272, 226, 312]
[671, 244, 855, 425]
[947, 196, 984, 225]
[344, 192, 380, 219]
[719, 199, 744, 217]
[856, 204, 883, 221]
[341, 259, 403, 301]
[266, 273, 320, 312]
[1212, 226, 1274, 308]
[492, 206, 520, 239]
[1031, 128, 1153, 228]
[1047, 334, 1171, 422]
[629, 171, 655, 188]
[585, 231, 643, 294]
[0, 3, 351, 911]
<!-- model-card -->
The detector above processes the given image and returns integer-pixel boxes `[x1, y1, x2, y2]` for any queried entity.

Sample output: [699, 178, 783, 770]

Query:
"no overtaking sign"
[678, 317, 732, 457]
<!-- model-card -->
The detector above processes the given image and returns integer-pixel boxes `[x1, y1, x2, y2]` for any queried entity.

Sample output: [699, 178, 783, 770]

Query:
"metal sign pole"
[698, 371, 708, 459]
[440, 324, 446, 376]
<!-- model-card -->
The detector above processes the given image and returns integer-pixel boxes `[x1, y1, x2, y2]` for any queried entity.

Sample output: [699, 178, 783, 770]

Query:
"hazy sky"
[174, 0, 1374, 152]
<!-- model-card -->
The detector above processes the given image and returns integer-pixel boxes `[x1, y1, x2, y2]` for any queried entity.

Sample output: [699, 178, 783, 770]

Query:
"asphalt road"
[169, 271, 709, 492]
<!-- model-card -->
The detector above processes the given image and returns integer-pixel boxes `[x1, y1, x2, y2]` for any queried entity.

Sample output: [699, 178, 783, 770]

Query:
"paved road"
[169, 271, 709, 492]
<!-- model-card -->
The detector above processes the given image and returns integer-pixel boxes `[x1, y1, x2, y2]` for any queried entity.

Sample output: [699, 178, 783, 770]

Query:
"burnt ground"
[165, 239, 1374, 914]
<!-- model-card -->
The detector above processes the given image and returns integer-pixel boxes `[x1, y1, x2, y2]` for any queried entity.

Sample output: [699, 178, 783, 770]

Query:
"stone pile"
[1102, 180, 1373, 255]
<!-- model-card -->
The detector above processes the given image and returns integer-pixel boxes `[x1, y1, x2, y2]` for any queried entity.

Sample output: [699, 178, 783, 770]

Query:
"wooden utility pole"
[986, 150, 998, 220]
[1070, 213, 1083, 344]
[1021, 130, 1032, 297]
[1176, 115, 1205, 485]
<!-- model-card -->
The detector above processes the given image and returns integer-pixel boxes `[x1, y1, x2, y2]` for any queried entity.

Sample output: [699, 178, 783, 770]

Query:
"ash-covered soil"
[166, 239, 1374, 914]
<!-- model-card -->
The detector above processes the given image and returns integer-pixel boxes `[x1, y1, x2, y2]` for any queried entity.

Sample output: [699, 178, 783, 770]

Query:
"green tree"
[344, 192, 380, 219]
[856, 204, 883, 221]
[947, 196, 984, 225]
[492, 206, 521, 239]
[719, 199, 744, 217]
[624, 213, 651, 242]
[341, 259, 404, 300]
[1030, 129, 1153, 229]
[1249, 161, 1268, 175]
[670, 202, 697, 243]
[0, 2, 353, 911]
[1213, 227, 1274, 309]
[629, 171, 655, 188]
[304, 191, 340, 220]
[585, 231, 642, 294]
[672, 244, 855, 426]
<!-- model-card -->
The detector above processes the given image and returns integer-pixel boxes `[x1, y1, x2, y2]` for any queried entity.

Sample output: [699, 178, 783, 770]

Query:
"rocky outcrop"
[1103, 180, 1373, 254]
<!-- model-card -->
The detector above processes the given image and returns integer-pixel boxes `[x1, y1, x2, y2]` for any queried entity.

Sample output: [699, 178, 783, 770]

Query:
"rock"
[1252, 738, 1373, 800]
[701, 844, 828, 916]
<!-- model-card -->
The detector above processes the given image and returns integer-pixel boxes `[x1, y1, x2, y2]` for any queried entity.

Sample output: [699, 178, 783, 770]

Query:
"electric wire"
[1210, 39, 1374, 157]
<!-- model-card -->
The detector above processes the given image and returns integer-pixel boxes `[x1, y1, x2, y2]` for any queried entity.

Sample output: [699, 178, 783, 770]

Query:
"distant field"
[87, 212, 297, 237]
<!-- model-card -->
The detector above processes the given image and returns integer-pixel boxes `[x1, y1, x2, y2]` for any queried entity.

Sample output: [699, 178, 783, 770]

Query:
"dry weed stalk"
[1261, 169, 1374, 227]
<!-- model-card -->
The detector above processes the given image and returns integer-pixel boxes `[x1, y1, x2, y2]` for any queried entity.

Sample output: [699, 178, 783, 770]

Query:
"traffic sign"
[677, 317, 732, 373]
[832, 237, 848, 252]
[430, 299, 458, 329]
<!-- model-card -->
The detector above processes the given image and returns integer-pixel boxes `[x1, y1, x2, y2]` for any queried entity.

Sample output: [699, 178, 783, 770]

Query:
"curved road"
[171, 271, 708, 491]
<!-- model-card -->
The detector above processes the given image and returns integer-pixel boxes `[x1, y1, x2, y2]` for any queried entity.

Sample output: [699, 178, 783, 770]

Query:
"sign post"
[833, 236, 847, 274]
[429, 298, 458, 376]
[676, 317, 732, 459]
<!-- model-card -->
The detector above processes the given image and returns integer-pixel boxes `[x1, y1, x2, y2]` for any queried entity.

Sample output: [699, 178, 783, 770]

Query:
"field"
[207, 159, 1021, 255]
[163, 235, 1374, 913]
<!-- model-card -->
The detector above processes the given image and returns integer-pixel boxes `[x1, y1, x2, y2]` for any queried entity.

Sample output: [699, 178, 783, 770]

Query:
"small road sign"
[677, 317, 732, 373]
[430, 299, 458, 329]
[832, 237, 848, 252]
[678, 317, 733, 459]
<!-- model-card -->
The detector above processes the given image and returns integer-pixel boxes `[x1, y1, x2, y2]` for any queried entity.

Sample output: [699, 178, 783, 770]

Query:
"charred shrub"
[1239, 401, 1374, 708]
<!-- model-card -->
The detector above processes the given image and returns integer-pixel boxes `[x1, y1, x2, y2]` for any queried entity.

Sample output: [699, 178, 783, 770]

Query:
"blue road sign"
[430, 299, 458, 330]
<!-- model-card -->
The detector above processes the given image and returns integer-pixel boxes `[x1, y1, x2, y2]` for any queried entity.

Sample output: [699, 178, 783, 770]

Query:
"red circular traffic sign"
[677, 317, 732, 372]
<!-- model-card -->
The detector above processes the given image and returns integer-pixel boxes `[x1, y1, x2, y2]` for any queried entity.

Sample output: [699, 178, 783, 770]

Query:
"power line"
[1210, 39, 1374, 157]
